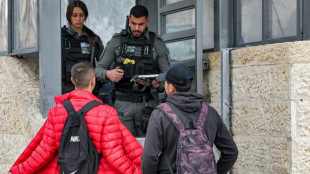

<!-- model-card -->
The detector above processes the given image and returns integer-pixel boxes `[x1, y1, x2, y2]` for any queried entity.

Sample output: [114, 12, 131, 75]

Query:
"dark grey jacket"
[142, 92, 238, 174]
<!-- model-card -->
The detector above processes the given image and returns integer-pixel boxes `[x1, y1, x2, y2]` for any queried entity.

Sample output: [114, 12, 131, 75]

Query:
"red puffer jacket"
[10, 90, 143, 174]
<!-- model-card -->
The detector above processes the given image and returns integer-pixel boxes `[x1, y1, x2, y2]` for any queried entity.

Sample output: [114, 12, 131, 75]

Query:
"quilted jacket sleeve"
[101, 107, 143, 174]
[10, 107, 58, 174]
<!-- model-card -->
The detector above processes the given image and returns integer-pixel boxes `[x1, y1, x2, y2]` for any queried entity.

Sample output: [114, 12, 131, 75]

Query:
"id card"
[80, 42, 90, 54]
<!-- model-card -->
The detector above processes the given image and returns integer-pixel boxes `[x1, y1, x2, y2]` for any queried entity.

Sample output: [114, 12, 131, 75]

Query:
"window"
[164, 9, 195, 34]
[203, 0, 214, 49]
[161, 0, 214, 50]
[165, 0, 184, 5]
[61, 0, 135, 46]
[236, 0, 299, 46]
[0, 0, 8, 53]
[13, 0, 38, 51]
[166, 39, 195, 61]
[238, 0, 262, 44]
[265, 0, 297, 39]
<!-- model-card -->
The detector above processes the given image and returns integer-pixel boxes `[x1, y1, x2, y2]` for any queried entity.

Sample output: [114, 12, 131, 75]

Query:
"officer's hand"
[152, 78, 160, 89]
[106, 69, 124, 82]
[136, 78, 150, 86]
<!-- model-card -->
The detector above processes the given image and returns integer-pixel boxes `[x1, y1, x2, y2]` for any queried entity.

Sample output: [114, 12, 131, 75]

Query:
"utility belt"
[114, 91, 154, 103]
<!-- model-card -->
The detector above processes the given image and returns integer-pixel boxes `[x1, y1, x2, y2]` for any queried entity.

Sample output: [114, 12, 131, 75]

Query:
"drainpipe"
[221, 48, 233, 131]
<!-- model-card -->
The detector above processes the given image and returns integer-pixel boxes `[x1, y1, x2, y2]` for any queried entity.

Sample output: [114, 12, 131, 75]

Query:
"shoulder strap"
[157, 102, 208, 131]
[163, 153, 174, 174]
[197, 102, 208, 130]
[78, 100, 103, 115]
[62, 100, 103, 115]
[62, 100, 76, 115]
[149, 31, 156, 44]
[157, 103, 185, 132]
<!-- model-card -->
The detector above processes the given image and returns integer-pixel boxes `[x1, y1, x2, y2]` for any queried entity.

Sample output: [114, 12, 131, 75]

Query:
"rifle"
[90, 39, 96, 65]
[121, 15, 129, 36]
[130, 74, 159, 82]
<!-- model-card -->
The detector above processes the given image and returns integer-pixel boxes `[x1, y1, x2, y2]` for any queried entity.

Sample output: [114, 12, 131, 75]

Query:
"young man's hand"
[151, 78, 160, 89]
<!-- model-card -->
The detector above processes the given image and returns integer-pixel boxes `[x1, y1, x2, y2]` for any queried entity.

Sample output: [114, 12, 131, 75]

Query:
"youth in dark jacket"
[142, 64, 238, 174]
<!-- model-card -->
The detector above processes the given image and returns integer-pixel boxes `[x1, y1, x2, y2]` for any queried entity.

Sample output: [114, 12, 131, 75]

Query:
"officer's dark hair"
[130, 5, 148, 19]
[66, 0, 89, 25]
[71, 62, 95, 89]
[167, 81, 192, 92]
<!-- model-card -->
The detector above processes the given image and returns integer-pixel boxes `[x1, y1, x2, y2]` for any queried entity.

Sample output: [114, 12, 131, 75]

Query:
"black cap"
[158, 64, 193, 86]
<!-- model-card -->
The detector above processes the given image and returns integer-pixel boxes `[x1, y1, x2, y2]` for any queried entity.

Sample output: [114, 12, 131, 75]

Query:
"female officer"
[62, 0, 104, 94]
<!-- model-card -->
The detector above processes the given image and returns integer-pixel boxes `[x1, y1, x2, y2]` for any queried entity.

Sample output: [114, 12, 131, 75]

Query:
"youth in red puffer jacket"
[9, 90, 143, 174]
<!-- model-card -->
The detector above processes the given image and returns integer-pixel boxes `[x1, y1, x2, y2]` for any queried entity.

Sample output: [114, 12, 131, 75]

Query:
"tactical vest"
[62, 27, 92, 84]
[114, 31, 160, 93]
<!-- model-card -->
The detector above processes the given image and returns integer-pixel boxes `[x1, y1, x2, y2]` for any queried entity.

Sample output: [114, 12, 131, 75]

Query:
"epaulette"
[61, 25, 75, 36]
[155, 34, 164, 41]
[148, 31, 163, 41]
[112, 33, 121, 38]
[61, 25, 67, 30]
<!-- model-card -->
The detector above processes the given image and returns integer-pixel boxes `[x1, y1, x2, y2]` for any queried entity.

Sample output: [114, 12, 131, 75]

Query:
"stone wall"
[1, 41, 310, 173]
[205, 41, 310, 173]
[0, 56, 44, 173]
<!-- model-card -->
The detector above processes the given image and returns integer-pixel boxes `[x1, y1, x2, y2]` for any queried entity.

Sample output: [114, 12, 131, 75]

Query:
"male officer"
[95, 5, 171, 136]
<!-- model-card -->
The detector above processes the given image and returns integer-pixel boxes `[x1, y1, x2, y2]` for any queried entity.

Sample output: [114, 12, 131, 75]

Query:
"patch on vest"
[80, 42, 90, 54]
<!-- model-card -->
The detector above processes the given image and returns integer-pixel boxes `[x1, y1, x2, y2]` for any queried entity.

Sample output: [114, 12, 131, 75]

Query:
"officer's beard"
[131, 29, 146, 39]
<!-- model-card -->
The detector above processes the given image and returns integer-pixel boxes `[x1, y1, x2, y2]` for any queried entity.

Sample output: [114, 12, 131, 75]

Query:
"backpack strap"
[62, 100, 103, 115]
[196, 102, 209, 130]
[62, 100, 76, 115]
[163, 153, 174, 174]
[157, 103, 185, 132]
[157, 102, 209, 132]
[78, 100, 103, 115]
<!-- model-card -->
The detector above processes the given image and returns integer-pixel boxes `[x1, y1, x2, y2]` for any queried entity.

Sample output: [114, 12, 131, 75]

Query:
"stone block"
[291, 101, 310, 137]
[0, 134, 29, 165]
[287, 41, 310, 63]
[232, 65, 289, 101]
[292, 138, 310, 174]
[206, 69, 221, 102]
[231, 43, 289, 67]
[204, 52, 221, 70]
[270, 139, 290, 174]
[0, 165, 11, 174]
[232, 101, 290, 137]
[234, 136, 289, 173]
[291, 63, 310, 101]
[233, 136, 269, 173]
[3, 58, 39, 89]
[0, 103, 25, 134]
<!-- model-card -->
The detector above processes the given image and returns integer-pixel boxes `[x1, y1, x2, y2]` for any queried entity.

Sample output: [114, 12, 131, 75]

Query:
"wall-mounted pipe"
[221, 48, 233, 131]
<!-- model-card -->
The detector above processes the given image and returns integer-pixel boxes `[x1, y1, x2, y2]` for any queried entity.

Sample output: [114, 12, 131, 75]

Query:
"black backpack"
[57, 100, 103, 174]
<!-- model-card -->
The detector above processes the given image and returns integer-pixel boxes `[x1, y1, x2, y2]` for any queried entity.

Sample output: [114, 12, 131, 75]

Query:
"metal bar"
[234, 0, 241, 46]
[8, 0, 12, 54]
[159, 0, 195, 14]
[161, 28, 195, 42]
[298, 0, 303, 40]
[135, 0, 141, 5]
[158, 0, 162, 35]
[196, 0, 203, 95]
[11, 48, 39, 55]
[221, 48, 232, 130]
[214, 0, 230, 51]
[39, 0, 61, 118]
